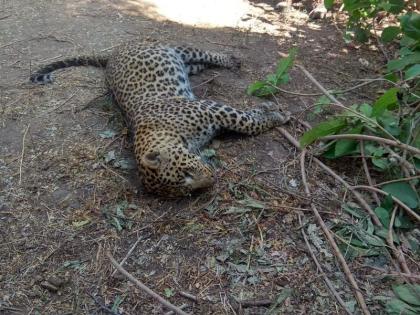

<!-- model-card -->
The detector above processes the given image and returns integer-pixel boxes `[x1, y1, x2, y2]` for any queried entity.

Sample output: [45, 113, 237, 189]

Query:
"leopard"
[30, 41, 290, 197]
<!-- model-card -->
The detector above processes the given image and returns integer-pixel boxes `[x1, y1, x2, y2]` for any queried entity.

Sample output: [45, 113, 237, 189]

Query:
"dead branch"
[300, 152, 371, 315]
[107, 252, 189, 315]
[298, 214, 353, 315]
[277, 127, 382, 226]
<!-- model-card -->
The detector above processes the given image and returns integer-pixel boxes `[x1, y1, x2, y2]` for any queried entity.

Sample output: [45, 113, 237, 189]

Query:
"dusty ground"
[1, 0, 390, 314]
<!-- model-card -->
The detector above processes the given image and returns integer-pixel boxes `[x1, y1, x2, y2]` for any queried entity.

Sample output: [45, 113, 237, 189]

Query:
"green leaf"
[111, 295, 123, 313]
[247, 81, 267, 95]
[387, 52, 420, 72]
[355, 27, 369, 42]
[381, 26, 401, 43]
[99, 129, 118, 139]
[332, 125, 363, 158]
[164, 288, 175, 298]
[386, 298, 419, 315]
[372, 88, 399, 117]
[405, 64, 420, 80]
[393, 284, 420, 306]
[372, 157, 389, 170]
[300, 118, 346, 146]
[383, 182, 419, 209]
[324, 0, 334, 10]
[378, 111, 401, 136]
[384, 0, 404, 14]
[400, 12, 420, 40]
[374, 207, 390, 227]
[275, 48, 297, 78]
[359, 103, 372, 117]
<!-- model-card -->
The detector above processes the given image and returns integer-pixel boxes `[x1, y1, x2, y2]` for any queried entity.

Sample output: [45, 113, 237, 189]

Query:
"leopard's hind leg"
[174, 47, 240, 70]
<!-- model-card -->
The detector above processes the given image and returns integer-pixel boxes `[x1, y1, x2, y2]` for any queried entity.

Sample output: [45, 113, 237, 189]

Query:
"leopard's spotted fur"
[31, 41, 289, 197]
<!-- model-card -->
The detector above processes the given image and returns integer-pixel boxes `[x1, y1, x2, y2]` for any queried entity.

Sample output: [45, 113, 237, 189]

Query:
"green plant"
[247, 48, 297, 97]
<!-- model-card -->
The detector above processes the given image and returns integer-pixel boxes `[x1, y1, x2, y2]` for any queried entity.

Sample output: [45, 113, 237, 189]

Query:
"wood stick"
[300, 152, 371, 315]
[106, 252, 189, 315]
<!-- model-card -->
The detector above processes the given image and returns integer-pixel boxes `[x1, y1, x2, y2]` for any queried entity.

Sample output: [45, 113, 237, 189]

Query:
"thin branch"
[360, 140, 380, 205]
[272, 79, 381, 97]
[278, 127, 382, 226]
[352, 185, 420, 222]
[298, 214, 353, 315]
[321, 134, 420, 156]
[300, 152, 371, 315]
[106, 252, 189, 315]
[18, 124, 30, 185]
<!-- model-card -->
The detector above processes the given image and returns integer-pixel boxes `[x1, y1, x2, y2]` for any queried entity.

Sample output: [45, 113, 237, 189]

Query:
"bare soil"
[1, 1, 388, 314]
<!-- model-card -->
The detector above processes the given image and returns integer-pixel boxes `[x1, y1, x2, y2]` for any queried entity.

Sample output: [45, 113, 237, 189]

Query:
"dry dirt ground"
[1, 0, 388, 314]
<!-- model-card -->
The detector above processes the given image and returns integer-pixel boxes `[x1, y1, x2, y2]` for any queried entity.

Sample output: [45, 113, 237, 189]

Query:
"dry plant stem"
[300, 152, 371, 315]
[321, 134, 420, 156]
[18, 124, 30, 185]
[296, 64, 398, 141]
[353, 185, 420, 222]
[387, 206, 412, 280]
[360, 140, 380, 205]
[278, 127, 382, 226]
[298, 214, 353, 315]
[107, 252, 189, 315]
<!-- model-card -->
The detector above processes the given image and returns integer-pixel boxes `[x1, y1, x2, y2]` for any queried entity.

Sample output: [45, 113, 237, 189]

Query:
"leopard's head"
[139, 146, 214, 197]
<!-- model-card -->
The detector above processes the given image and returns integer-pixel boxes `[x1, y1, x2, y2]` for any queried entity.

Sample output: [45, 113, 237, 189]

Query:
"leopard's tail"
[30, 55, 108, 84]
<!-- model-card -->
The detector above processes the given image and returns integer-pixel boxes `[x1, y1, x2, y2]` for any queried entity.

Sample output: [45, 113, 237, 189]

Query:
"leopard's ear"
[141, 151, 161, 169]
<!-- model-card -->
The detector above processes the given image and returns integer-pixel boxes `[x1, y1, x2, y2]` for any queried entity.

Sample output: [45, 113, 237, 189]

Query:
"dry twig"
[300, 152, 371, 315]
[107, 252, 189, 315]
[18, 124, 30, 185]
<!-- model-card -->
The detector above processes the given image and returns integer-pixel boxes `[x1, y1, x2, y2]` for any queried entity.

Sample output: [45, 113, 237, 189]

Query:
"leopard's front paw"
[227, 55, 241, 69]
[259, 102, 291, 125]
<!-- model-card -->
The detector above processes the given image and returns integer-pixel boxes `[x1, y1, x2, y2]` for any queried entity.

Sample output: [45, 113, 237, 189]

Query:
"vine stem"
[387, 206, 413, 280]
[321, 134, 420, 156]
[360, 140, 381, 205]
[296, 64, 399, 142]
[352, 185, 420, 222]
[278, 127, 382, 226]
[300, 152, 371, 315]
